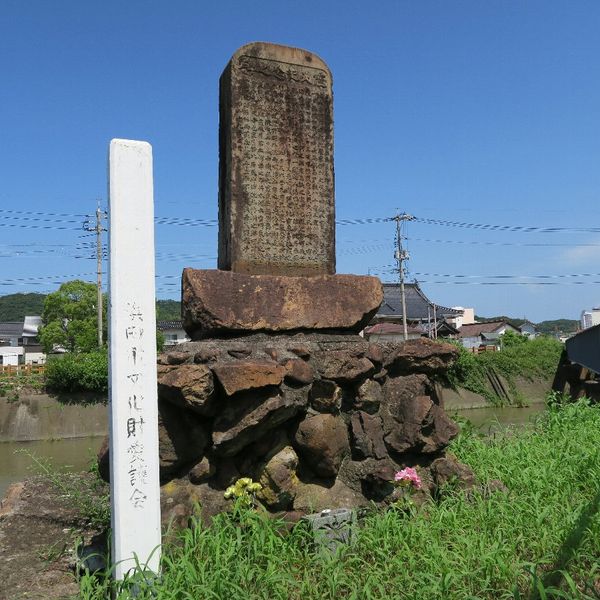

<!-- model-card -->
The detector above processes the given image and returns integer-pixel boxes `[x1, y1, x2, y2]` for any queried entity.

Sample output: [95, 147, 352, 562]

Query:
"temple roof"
[376, 283, 463, 321]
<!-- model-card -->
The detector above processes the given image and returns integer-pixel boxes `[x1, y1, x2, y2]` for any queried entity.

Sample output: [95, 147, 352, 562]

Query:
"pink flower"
[394, 467, 422, 490]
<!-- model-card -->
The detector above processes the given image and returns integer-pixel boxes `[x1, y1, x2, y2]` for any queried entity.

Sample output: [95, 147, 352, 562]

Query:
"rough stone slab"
[257, 446, 299, 510]
[218, 42, 335, 276]
[384, 338, 459, 376]
[157, 363, 216, 415]
[381, 376, 459, 454]
[212, 360, 287, 395]
[315, 350, 375, 383]
[212, 386, 308, 456]
[350, 412, 387, 460]
[292, 413, 349, 477]
[182, 269, 383, 337]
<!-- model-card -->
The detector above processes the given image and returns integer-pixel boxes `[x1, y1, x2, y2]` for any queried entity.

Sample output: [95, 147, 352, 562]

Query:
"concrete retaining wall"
[440, 377, 552, 410]
[0, 394, 108, 442]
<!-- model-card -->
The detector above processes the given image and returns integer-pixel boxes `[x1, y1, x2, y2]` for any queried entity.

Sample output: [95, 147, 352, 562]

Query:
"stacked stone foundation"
[100, 334, 472, 526]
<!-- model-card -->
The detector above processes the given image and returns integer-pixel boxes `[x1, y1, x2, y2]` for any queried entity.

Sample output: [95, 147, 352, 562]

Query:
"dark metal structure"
[565, 324, 600, 374]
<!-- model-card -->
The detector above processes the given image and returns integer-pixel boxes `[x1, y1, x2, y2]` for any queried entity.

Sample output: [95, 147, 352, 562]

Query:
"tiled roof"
[0, 322, 23, 338]
[458, 321, 509, 338]
[377, 283, 463, 320]
[157, 320, 184, 330]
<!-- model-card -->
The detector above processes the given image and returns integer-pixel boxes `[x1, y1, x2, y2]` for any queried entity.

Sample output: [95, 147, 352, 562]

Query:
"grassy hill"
[0, 293, 182, 323]
[476, 314, 579, 335]
[0, 293, 46, 321]
[536, 319, 579, 335]
[156, 299, 181, 321]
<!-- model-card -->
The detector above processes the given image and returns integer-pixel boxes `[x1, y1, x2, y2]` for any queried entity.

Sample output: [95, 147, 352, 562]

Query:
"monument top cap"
[227, 41, 332, 80]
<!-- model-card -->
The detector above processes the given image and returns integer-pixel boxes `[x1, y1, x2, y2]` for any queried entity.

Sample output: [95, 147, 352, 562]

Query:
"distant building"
[0, 346, 24, 366]
[0, 316, 45, 365]
[447, 307, 475, 330]
[371, 283, 462, 332]
[157, 321, 191, 347]
[581, 308, 600, 330]
[365, 282, 462, 341]
[458, 320, 520, 350]
[0, 322, 24, 347]
[363, 318, 460, 343]
[518, 320, 538, 338]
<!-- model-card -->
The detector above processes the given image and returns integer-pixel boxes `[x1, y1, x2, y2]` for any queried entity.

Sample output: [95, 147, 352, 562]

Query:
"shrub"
[45, 350, 108, 394]
[445, 335, 564, 404]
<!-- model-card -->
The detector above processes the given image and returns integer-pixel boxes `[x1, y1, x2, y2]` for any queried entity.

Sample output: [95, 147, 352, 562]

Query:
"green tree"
[501, 329, 527, 348]
[39, 280, 106, 353]
[156, 329, 165, 352]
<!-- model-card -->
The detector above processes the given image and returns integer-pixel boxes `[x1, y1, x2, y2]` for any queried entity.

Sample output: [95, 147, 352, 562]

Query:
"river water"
[0, 436, 105, 500]
[452, 402, 547, 434]
[0, 403, 549, 501]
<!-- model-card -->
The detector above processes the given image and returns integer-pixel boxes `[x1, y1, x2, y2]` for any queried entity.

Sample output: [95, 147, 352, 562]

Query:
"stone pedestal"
[182, 269, 383, 339]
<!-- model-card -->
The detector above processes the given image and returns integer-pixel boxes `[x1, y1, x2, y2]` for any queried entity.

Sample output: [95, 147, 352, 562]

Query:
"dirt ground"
[0, 474, 106, 600]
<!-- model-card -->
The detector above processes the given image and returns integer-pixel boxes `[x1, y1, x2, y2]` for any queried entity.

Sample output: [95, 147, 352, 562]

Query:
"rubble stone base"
[99, 335, 473, 524]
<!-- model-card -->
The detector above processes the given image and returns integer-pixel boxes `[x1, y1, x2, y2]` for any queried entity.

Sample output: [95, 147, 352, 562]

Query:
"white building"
[581, 308, 600, 330]
[157, 321, 191, 347]
[448, 307, 475, 330]
[0, 316, 46, 365]
[0, 346, 24, 366]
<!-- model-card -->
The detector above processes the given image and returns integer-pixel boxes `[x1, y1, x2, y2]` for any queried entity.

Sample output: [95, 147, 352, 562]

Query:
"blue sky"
[1, 1, 599, 322]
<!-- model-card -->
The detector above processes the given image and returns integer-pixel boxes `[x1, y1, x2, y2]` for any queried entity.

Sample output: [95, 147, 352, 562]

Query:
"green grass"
[79, 400, 600, 599]
[0, 370, 45, 400]
[445, 335, 564, 404]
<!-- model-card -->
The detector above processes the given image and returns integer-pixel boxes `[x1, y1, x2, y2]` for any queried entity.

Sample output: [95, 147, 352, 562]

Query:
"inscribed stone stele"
[218, 42, 335, 276]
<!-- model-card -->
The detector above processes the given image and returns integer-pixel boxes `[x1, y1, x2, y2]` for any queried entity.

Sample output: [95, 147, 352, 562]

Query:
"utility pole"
[393, 212, 415, 341]
[84, 202, 107, 348]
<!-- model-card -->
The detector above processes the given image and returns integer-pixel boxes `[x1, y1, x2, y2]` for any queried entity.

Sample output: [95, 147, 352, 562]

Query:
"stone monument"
[99, 42, 471, 526]
[182, 42, 382, 339]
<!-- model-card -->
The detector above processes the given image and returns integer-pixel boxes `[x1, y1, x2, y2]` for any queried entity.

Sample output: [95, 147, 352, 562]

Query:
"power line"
[407, 237, 600, 248]
[412, 216, 600, 234]
[370, 267, 600, 280]
[406, 280, 600, 286]
[0, 222, 81, 231]
[0, 273, 95, 285]
[0, 208, 87, 218]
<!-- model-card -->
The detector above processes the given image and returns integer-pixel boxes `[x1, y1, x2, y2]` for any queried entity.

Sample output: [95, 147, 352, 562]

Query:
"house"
[157, 320, 191, 347]
[458, 321, 520, 350]
[368, 282, 463, 339]
[0, 346, 24, 366]
[364, 318, 461, 343]
[0, 316, 45, 365]
[518, 320, 538, 338]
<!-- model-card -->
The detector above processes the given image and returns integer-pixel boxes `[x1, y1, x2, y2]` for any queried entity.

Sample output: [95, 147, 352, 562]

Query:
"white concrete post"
[108, 139, 161, 580]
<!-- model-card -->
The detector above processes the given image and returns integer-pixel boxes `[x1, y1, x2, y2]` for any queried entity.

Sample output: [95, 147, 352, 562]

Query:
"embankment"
[440, 376, 552, 410]
[0, 394, 107, 442]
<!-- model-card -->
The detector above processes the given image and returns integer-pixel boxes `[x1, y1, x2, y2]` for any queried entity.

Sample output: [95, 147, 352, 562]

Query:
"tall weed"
[79, 401, 600, 599]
